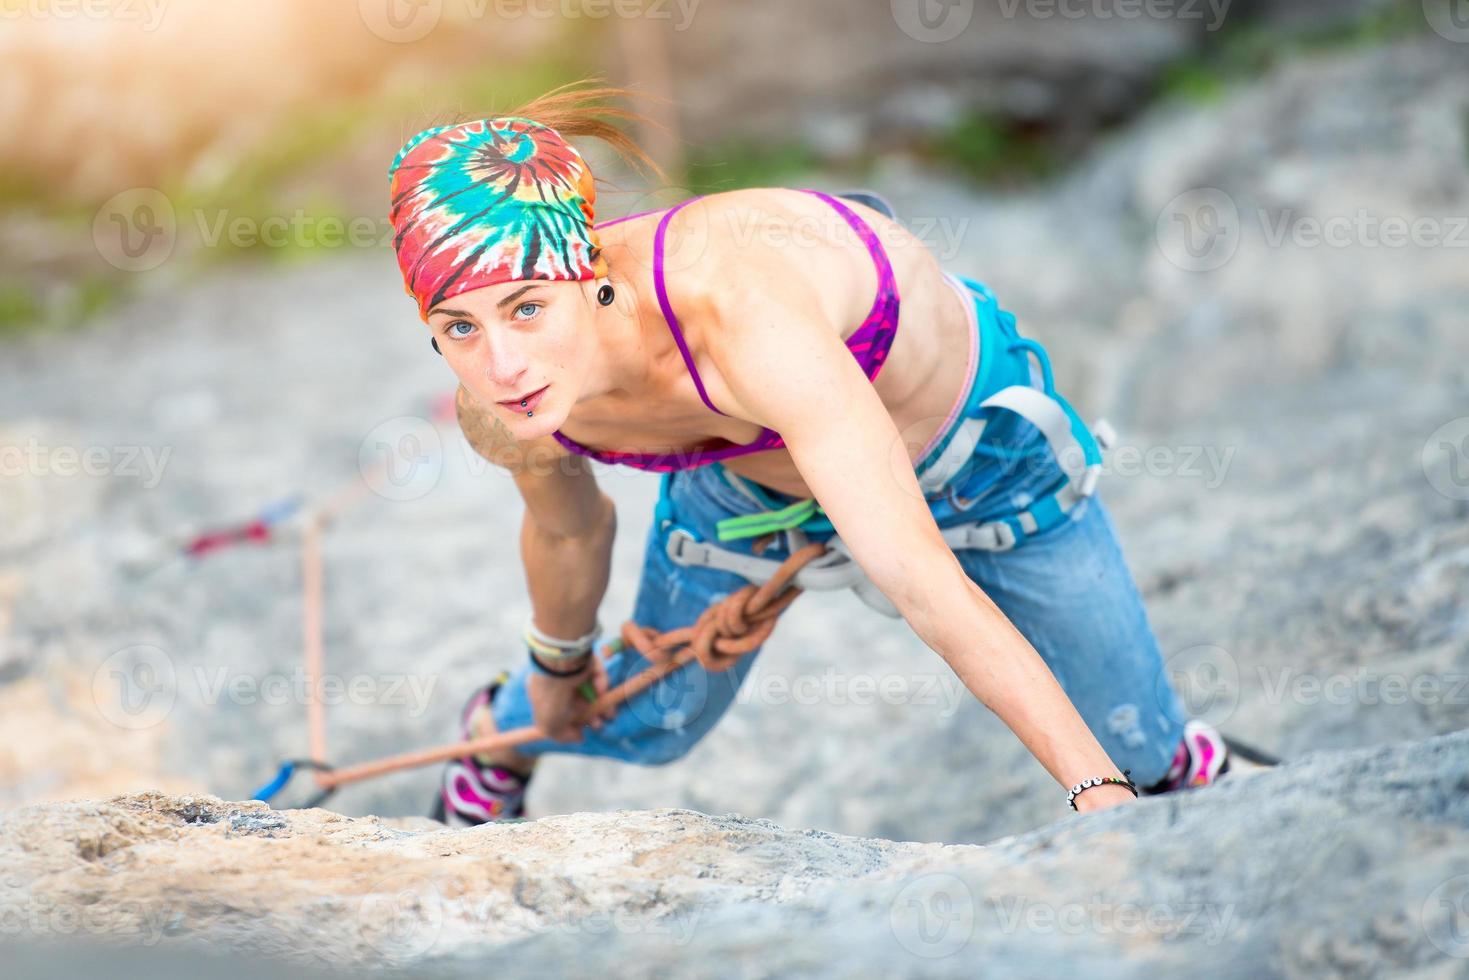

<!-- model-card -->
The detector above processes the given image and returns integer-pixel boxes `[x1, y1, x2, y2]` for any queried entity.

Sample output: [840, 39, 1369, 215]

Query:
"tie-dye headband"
[387, 116, 609, 320]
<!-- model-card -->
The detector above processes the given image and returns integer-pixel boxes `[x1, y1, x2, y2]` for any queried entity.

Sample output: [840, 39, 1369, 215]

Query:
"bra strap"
[654, 197, 727, 417]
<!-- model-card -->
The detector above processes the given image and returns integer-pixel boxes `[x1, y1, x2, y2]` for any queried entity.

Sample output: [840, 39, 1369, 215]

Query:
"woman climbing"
[385, 82, 1230, 826]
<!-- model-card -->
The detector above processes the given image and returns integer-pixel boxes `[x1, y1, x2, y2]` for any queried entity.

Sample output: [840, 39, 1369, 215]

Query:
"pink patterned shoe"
[1142, 719, 1231, 795]
[430, 672, 532, 826]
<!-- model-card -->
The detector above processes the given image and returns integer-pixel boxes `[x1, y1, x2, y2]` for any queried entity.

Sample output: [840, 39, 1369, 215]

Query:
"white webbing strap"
[916, 416, 989, 496]
[978, 385, 1091, 489]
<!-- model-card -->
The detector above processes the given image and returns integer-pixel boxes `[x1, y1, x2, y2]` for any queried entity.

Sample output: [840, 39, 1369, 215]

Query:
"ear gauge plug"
[597, 283, 615, 306]
[431, 337, 442, 356]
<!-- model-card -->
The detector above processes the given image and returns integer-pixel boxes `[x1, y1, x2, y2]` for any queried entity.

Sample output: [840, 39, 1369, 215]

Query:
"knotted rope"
[258, 521, 834, 804]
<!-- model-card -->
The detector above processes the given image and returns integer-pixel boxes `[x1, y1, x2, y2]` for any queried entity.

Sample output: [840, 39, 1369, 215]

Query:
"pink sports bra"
[551, 188, 901, 472]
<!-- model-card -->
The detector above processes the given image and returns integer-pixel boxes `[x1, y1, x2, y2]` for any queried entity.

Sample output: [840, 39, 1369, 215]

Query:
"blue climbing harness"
[653, 274, 1114, 619]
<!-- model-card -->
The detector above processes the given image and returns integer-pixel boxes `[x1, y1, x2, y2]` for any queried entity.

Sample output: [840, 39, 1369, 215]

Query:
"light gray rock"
[1, 731, 1466, 976]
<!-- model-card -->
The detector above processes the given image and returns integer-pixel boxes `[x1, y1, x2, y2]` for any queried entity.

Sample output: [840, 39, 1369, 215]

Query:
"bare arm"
[457, 383, 616, 640]
[456, 385, 616, 738]
[692, 257, 1136, 811]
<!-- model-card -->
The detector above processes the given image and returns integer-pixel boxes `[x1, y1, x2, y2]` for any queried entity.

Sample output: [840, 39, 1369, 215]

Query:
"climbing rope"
[251, 491, 830, 807]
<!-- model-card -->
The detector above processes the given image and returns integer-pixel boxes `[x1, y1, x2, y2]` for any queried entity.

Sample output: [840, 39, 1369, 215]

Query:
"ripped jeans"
[489, 413, 1192, 788]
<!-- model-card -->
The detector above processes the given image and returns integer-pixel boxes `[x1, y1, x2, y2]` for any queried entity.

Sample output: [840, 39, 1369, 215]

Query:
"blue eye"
[446, 320, 475, 338]
[514, 302, 541, 320]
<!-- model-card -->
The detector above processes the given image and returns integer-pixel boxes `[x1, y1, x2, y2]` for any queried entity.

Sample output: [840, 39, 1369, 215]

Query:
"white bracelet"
[523, 615, 601, 661]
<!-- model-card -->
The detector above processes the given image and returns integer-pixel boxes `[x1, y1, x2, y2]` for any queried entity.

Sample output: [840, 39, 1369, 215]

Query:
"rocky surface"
[3, 731, 1468, 977]
[1, 29, 1467, 977]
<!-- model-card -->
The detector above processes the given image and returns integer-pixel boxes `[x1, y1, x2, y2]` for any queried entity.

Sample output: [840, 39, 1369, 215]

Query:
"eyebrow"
[428, 285, 543, 320]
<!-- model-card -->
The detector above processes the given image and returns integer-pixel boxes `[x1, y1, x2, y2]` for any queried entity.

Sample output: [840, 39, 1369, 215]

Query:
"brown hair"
[504, 77, 671, 187]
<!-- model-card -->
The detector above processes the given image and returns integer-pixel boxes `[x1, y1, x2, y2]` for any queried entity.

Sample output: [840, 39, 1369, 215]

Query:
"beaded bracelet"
[1067, 769, 1138, 811]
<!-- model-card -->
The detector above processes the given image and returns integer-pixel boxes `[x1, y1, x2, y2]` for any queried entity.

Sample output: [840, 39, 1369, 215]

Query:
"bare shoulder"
[656, 188, 828, 325]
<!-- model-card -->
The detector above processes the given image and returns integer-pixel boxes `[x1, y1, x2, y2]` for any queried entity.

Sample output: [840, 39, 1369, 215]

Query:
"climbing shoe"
[1141, 719, 1231, 795]
[430, 671, 532, 826]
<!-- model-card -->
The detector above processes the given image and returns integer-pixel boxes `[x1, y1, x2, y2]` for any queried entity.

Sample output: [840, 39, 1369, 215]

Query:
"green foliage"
[684, 141, 825, 196]
[927, 112, 1061, 186]
[1159, 4, 1431, 106]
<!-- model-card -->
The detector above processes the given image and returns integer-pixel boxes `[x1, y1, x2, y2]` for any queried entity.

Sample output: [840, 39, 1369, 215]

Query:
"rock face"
[656, 0, 1406, 158]
[1, 28, 1467, 978]
[2, 731, 1467, 977]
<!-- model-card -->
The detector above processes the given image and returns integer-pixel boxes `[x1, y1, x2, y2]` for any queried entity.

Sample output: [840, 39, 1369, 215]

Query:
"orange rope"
[294, 470, 830, 794]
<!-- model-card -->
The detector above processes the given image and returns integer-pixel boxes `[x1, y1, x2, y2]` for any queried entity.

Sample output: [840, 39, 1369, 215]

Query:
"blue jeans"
[491, 291, 1191, 787]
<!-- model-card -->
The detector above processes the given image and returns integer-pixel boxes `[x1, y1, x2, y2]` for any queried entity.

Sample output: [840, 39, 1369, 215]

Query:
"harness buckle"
[664, 525, 709, 566]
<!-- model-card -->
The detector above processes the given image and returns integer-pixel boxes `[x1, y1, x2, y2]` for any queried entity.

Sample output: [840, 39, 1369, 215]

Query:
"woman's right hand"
[526, 652, 612, 742]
